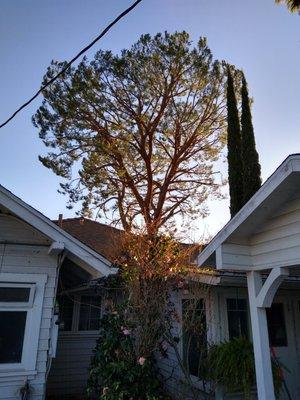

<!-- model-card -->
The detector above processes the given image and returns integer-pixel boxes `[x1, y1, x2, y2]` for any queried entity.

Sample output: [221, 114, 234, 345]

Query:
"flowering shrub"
[88, 233, 202, 399]
[87, 308, 169, 400]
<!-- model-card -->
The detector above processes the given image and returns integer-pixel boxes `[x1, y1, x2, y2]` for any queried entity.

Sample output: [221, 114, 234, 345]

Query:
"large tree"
[241, 74, 261, 204]
[33, 32, 227, 234]
[226, 68, 244, 217]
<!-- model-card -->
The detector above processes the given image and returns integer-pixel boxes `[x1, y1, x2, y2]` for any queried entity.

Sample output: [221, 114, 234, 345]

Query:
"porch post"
[247, 271, 275, 400]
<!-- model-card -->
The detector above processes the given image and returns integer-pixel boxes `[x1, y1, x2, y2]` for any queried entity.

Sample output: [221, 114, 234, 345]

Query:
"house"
[53, 154, 300, 400]
[46, 218, 122, 398]
[197, 154, 300, 400]
[1, 153, 300, 400]
[0, 185, 116, 400]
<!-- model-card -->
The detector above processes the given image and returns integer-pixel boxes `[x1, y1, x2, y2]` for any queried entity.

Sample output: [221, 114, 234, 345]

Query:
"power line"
[0, 0, 143, 129]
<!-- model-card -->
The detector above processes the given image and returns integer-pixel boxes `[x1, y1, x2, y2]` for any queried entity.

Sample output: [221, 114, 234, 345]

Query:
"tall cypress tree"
[241, 74, 262, 204]
[227, 68, 244, 217]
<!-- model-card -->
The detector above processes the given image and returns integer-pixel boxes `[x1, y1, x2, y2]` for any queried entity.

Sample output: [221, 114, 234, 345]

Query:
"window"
[0, 273, 47, 374]
[0, 283, 35, 307]
[266, 303, 287, 347]
[58, 294, 101, 332]
[79, 296, 101, 331]
[227, 298, 249, 339]
[0, 311, 27, 363]
[0, 283, 35, 365]
[182, 299, 206, 377]
[0, 286, 30, 302]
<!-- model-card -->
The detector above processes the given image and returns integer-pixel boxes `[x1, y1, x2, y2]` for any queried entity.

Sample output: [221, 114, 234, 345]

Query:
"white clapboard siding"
[250, 196, 300, 269]
[0, 215, 58, 400]
[0, 214, 50, 245]
[47, 334, 98, 396]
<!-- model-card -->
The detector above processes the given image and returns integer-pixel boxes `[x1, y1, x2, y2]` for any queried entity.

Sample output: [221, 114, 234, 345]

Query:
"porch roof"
[198, 154, 300, 272]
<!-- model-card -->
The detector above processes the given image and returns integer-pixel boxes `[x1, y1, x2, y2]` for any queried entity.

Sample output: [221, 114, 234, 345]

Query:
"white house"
[0, 185, 115, 400]
[1, 153, 300, 400]
[198, 154, 300, 400]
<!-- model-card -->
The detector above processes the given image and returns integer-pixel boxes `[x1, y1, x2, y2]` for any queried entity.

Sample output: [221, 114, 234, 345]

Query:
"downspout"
[43, 247, 67, 398]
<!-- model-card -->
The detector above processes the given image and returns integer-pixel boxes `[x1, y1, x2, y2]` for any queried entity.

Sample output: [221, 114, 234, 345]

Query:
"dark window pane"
[0, 311, 27, 363]
[267, 303, 287, 347]
[58, 295, 74, 331]
[227, 298, 249, 340]
[0, 287, 30, 302]
[79, 296, 101, 331]
[182, 299, 206, 377]
[227, 298, 247, 311]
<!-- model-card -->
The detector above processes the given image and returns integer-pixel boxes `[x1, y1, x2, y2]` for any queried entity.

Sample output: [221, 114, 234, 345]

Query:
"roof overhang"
[198, 154, 300, 271]
[0, 185, 117, 277]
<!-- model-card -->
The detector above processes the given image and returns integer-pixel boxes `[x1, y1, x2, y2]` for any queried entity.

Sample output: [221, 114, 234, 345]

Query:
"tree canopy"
[226, 68, 244, 217]
[241, 74, 261, 204]
[33, 32, 227, 234]
[275, 0, 300, 12]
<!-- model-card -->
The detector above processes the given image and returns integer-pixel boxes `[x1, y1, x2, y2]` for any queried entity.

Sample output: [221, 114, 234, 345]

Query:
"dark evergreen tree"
[241, 74, 262, 204]
[227, 68, 244, 217]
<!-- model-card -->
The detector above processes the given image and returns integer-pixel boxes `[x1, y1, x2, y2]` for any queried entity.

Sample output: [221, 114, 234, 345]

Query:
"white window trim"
[0, 282, 35, 308]
[0, 272, 47, 377]
[59, 293, 102, 335]
[180, 293, 208, 387]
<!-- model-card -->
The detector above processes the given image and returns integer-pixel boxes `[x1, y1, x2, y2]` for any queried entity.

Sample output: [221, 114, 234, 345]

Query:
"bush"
[205, 337, 283, 399]
[87, 309, 169, 400]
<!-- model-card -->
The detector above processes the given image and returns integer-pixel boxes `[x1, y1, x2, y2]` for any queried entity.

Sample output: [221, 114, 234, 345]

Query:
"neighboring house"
[1, 153, 300, 400]
[0, 186, 115, 400]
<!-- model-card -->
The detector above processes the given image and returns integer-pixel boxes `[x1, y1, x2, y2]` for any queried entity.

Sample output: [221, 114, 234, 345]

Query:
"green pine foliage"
[33, 32, 227, 232]
[241, 74, 262, 204]
[226, 68, 244, 217]
[275, 0, 300, 12]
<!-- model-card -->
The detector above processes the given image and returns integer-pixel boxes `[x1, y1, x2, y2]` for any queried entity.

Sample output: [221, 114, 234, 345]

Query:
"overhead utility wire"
[0, 0, 143, 129]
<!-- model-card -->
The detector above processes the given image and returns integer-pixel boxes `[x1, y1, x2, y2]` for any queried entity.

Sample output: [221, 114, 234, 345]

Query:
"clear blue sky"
[0, 0, 299, 240]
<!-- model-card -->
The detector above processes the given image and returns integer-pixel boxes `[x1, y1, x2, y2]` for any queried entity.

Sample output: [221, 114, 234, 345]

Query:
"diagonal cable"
[0, 0, 143, 129]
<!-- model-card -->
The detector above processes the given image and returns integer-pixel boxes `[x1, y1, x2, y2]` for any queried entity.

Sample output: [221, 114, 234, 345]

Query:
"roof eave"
[0, 185, 115, 277]
[198, 155, 300, 268]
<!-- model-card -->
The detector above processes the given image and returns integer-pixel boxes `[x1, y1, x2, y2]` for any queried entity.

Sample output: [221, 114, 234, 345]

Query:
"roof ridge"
[53, 217, 123, 230]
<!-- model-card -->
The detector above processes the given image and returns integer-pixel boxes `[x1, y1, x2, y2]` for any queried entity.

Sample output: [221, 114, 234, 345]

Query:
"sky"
[0, 0, 299, 241]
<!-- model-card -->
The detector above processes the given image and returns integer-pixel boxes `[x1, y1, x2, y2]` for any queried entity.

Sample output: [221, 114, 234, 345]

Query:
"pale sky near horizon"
[0, 0, 299, 242]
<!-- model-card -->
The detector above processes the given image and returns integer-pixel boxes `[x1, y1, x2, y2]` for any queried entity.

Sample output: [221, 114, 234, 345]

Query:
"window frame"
[58, 292, 102, 335]
[0, 282, 35, 308]
[181, 296, 207, 380]
[226, 297, 249, 340]
[266, 302, 288, 347]
[0, 272, 47, 376]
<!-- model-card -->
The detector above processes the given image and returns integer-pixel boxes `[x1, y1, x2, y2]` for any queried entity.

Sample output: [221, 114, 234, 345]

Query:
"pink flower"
[102, 387, 109, 395]
[138, 356, 146, 366]
[121, 326, 131, 335]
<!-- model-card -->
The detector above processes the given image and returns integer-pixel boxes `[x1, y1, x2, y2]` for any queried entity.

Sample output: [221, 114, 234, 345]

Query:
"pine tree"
[227, 68, 244, 217]
[241, 74, 262, 204]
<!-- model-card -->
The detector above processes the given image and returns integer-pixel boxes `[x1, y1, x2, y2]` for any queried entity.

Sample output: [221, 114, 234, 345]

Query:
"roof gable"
[198, 154, 300, 268]
[0, 185, 115, 277]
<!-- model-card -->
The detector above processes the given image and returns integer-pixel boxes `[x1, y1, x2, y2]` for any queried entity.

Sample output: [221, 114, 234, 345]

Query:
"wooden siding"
[0, 214, 57, 400]
[220, 195, 300, 270]
[0, 213, 50, 245]
[250, 195, 300, 269]
[47, 334, 98, 396]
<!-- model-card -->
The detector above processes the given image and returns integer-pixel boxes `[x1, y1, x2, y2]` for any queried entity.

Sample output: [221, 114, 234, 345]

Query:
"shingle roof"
[54, 217, 123, 262]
